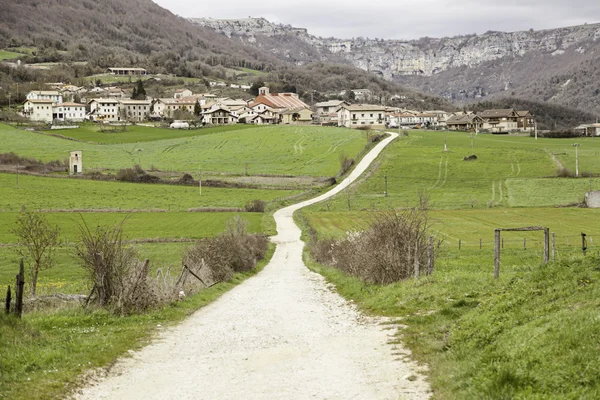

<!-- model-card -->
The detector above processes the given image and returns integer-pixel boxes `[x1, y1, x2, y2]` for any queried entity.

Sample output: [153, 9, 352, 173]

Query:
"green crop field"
[44, 123, 259, 144]
[0, 173, 299, 211]
[1, 123, 366, 176]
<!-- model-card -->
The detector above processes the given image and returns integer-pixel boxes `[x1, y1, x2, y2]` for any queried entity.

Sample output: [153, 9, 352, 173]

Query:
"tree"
[12, 211, 61, 296]
[132, 79, 146, 100]
[250, 80, 265, 96]
[193, 101, 202, 117]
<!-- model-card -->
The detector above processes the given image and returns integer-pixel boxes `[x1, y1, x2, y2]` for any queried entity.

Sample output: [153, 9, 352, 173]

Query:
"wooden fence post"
[427, 236, 434, 275]
[5, 286, 10, 315]
[552, 232, 556, 261]
[15, 259, 25, 318]
[414, 241, 420, 280]
[502, 238, 504, 249]
[544, 228, 550, 264]
[480, 239, 482, 249]
[458, 239, 461, 251]
[494, 230, 501, 279]
[582, 233, 587, 256]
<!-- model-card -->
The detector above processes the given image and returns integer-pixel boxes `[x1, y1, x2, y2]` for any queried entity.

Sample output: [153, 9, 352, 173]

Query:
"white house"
[23, 99, 54, 123]
[202, 105, 237, 125]
[154, 98, 197, 118]
[338, 104, 387, 128]
[26, 90, 62, 104]
[174, 89, 193, 99]
[53, 102, 86, 122]
[87, 98, 121, 122]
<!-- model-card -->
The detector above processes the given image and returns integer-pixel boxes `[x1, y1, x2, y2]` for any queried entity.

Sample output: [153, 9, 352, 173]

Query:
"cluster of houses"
[21, 83, 542, 134]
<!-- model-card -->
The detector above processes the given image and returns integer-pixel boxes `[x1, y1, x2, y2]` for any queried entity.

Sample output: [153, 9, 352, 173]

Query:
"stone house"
[119, 99, 152, 122]
[280, 107, 313, 125]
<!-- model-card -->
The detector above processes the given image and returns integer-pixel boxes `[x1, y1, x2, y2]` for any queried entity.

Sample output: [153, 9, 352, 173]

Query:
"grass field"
[85, 74, 204, 85]
[305, 131, 600, 211]
[0, 173, 300, 211]
[1, 123, 366, 176]
[44, 123, 259, 144]
[0, 50, 22, 60]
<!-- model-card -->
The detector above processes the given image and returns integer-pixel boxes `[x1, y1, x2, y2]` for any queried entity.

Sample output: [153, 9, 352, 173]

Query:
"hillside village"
[19, 68, 549, 134]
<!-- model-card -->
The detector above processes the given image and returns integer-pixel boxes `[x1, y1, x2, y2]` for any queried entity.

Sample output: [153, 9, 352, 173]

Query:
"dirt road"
[76, 132, 431, 399]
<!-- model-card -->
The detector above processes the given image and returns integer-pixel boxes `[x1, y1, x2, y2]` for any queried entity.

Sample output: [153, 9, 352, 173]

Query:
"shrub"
[556, 167, 575, 178]
[245, 199, 266, 213]
[73, 217, 169, 314]
[338, 152, 355, 176]
[310, 201, 435, 284]
[116, 165, 160, 183]
[183, 217, 268, 283]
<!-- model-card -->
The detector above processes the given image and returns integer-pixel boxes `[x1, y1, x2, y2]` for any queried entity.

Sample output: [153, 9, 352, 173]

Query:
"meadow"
[0, 123, 366, 176]
[0, 49, 22, 60]
[306, 130, 600, 211]
[44, 123, 258, 144]
[0, 173, 300, 211]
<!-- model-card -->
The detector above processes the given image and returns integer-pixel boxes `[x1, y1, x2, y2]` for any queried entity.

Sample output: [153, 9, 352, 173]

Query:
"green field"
[0, 173, 299, 211]
[1, 123, 366, 176]
[45, 124, 259, 144]
[0, 50, 22, 60]
[85, 74, 204, 84]
[305, 131, 600, 211]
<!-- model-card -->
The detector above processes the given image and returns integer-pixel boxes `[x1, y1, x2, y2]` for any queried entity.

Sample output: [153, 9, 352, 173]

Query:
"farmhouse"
[314, 100, 348, 124]
[23, 99, 54, 123]
[574, 123, 600, 136]
[446, 114, 485, 131]
[253, 87, 310, 110]
[119, 99, 152, 122]
[154, 98, 197, 118]
[107, 67, 147, 75]
[517, 110, 535, 132]
[338, 104, 387, 128]
[479, 109, 520, 132]
[202, 105, 237, 125]
[174, 89, 193, 99]
[53, 102, 86, 122]
[26, 90, 62, 104]
[280, 107, 313, 125]
[87, 98, 121, 122]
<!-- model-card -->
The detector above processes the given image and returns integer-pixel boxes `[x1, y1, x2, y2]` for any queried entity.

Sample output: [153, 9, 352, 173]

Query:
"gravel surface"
[75, 132, 431, 400]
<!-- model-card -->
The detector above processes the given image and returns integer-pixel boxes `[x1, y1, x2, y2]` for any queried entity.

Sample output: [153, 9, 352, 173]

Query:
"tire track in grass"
[430, 156, 448, 190]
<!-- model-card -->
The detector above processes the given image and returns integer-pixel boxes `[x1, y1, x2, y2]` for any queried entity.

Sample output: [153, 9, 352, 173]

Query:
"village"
[18, 66, 586, 135]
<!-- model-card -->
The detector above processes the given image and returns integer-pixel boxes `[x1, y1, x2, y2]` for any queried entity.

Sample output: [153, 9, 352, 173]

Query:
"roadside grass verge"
[0, 244, 275, 400]
[0, 123, 366, 176]
[303, 239, 600, 399]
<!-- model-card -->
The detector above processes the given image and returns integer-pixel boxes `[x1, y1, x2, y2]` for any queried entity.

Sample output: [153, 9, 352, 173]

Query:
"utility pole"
[573, 143, 581, 177]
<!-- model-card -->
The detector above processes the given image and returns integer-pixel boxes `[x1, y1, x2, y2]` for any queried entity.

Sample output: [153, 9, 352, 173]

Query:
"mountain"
[192, 18, 600, 116]
[0, 0, 451, 111]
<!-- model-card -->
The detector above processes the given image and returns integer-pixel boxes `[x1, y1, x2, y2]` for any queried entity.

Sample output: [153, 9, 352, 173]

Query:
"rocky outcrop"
[192, 17, 600, 78]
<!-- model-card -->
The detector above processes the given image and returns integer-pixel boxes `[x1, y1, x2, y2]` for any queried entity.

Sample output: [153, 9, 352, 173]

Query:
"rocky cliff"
[192, 18, 600, 114]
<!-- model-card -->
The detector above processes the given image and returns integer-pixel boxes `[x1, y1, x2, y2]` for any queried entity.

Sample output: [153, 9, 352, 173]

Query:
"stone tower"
[69, 151, 82, 175]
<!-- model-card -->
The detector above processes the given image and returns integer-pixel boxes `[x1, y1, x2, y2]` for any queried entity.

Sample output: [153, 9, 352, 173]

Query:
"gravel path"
[75, 132, 431, 400]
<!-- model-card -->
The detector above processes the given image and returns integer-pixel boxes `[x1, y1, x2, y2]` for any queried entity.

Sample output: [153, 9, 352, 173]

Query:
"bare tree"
[12, 211, 61, 296]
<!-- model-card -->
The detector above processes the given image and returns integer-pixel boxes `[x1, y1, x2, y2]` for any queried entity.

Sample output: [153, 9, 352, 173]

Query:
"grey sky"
[153, 0, 600, 40]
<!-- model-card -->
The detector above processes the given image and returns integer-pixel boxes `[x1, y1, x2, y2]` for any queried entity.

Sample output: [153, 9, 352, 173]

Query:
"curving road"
[75, 132, 431, 400]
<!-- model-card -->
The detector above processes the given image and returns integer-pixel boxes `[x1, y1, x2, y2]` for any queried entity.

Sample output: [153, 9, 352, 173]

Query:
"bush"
[536, 130, 582, 139]
[245, 199, 266, 213]
[183, 217, 268, 283]
[73, 217, 170, 314]
[338, 152, 355, 176]
[310, 201, 435, 284]
[116, 165, 159, 183]
[556, 167, 576, 178]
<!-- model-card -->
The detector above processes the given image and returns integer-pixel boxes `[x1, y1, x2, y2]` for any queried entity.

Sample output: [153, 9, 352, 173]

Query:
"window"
[370, 114, 373, 117]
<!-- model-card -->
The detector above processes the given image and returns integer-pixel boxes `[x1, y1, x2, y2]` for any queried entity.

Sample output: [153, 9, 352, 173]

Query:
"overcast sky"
[153, 0, 600, 40]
